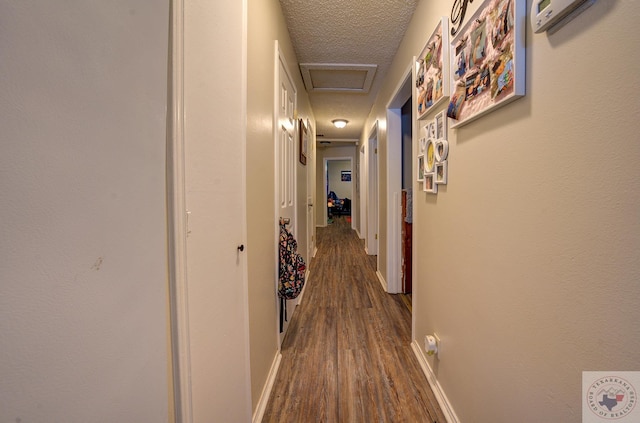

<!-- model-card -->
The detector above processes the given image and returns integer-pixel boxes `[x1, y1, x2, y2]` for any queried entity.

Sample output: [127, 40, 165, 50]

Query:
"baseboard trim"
[375, 270, 387, 293]
[411, 340, 460, 423]
[252, 351, 282, 423]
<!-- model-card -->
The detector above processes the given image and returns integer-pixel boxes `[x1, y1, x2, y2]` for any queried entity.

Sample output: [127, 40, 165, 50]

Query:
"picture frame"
[447, 0, 525, 128]
[299, 118, 308, 165]
[434, 139, 449, 162]
[417, 154, 425, 182]
[341, 170, 351, 181]
[426, 121, 436, 140]
[435, 161, 448, 185]
[423, 172, 438, 194]
[435, 110, 447, 140]
[416, 17, 450, 119]
[425, 138, 436, 172]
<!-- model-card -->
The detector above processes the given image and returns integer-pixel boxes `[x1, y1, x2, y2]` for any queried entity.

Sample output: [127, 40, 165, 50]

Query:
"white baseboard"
[375, 270, 387, 293]
[411, 340, 460, 423]
[252, 352, 282, 423]
[313, 247, 318, 258]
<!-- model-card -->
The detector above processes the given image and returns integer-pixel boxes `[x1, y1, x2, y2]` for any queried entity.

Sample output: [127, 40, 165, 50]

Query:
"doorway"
[324, 157, 353, 225]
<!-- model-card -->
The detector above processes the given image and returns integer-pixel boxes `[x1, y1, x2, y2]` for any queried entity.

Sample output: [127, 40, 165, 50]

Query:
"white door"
[276, 47, 298, 345]
[174, 1, 251, 421]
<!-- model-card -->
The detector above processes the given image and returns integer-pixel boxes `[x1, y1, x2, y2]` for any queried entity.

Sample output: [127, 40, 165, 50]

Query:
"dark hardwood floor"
[262, 216, 446, 423]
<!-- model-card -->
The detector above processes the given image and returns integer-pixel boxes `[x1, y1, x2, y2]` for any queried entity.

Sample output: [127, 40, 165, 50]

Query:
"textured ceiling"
[279, 0, 418, 144]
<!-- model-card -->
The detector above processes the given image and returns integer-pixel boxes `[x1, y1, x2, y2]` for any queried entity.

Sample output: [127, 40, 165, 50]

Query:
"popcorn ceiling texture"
[279, 0, 418, 140]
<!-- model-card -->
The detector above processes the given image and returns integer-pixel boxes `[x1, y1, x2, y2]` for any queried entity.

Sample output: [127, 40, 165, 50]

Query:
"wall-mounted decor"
[435, 161, 448, 184]
[425, 138, 437, 173]
[416, 17, 450, 119]
[423, 172, 438, 194]
[419, 118, 449, 194]
[299, 118, 308, 165]
[417, 154, 425, 182]
[435, 139, 449, 162]
[341, 170, 351, 182]
[447, 0, 525, 128]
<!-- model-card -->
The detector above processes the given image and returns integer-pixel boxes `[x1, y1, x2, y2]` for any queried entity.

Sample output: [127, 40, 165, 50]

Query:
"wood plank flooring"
[262, 216, 446, 423]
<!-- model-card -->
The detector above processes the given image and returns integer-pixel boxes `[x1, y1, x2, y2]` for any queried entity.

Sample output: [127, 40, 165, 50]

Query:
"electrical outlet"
[433, 333, 441, 359]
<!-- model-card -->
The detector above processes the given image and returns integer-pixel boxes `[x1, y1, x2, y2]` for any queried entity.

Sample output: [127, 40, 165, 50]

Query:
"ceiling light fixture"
[332, 119, 348, 128]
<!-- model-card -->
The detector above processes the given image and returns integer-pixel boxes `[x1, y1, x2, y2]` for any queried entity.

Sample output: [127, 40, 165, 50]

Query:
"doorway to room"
[325, 157, 353, 225]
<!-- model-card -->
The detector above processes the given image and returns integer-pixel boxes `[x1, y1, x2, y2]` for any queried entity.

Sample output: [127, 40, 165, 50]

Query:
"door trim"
[366, 121, 379, 256]
[385, 63, 412, 294]
[167, 1, 193, 421]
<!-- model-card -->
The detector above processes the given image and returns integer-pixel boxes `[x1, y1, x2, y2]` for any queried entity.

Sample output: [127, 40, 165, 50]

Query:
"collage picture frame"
[416, 17, 450, 119]
[447, 0, 525, 128]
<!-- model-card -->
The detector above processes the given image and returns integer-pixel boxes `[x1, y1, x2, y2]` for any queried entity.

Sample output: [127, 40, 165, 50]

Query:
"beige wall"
[328, 160, 352, 200]
[0, 2, 170, 421]
[365, 1, 640, 421]
[246, 0, 314, 411]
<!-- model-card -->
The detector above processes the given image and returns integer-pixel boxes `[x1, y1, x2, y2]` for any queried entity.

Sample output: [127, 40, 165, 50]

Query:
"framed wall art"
[416, 17, 450, 119]
[447, 0, 525, 128]
[417, 154, 425, 182]
[435, 161, 448, 185]
[423, 172, 437, 194]
[299, 118, 308, 165]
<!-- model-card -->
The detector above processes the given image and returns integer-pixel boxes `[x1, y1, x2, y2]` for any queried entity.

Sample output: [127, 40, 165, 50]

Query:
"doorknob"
[237, 244, 245, 252]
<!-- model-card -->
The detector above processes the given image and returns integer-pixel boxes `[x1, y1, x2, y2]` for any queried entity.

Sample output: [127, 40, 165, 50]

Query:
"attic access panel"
[299, 63, 377, 93]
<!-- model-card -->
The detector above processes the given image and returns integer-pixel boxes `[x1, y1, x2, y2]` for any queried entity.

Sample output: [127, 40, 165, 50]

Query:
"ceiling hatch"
[299, 63, 377, 93]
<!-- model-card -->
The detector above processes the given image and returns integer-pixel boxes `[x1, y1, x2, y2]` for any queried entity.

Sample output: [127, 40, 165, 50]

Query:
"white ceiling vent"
[299, 63, 377, 93]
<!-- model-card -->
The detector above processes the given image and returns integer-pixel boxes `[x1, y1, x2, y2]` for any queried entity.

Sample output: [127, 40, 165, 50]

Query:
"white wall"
[365, 1, 640, 421]
[0, 2, 170, 421]
[328, 160, 352, 200]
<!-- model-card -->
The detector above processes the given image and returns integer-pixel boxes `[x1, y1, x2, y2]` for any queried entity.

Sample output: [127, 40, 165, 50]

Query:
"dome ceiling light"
[332, 119, 348, 129]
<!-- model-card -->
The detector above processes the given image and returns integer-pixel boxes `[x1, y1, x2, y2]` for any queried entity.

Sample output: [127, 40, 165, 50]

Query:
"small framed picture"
[299, 119, 307, 165]
[423, 172, 438, 194]
[435, 139, 449, 162]
[435, 110, 447, 140]
[425, 138, 436, 172]
[435, 161, 448, 184]
[417, 154, 425, 181]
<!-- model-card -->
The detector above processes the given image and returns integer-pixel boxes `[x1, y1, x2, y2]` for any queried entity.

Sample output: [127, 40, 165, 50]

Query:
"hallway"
[262, 216, 445, 422]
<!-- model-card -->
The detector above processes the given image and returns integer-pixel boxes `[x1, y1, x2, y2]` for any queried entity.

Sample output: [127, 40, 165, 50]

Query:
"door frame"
[366, 122, 379, 256]
[385, 63, 412, 294]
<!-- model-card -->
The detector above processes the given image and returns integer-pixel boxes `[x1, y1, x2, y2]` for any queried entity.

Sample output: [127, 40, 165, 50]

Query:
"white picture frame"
[435, 161, 448, 185]
[435, 139, 449, 162]
[447, 0, 525, 128]
[417, 154, 425, 182]
[416, 17, 450, 120]
[425, 138, 436, 173]
[423, 172, 438, 194]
